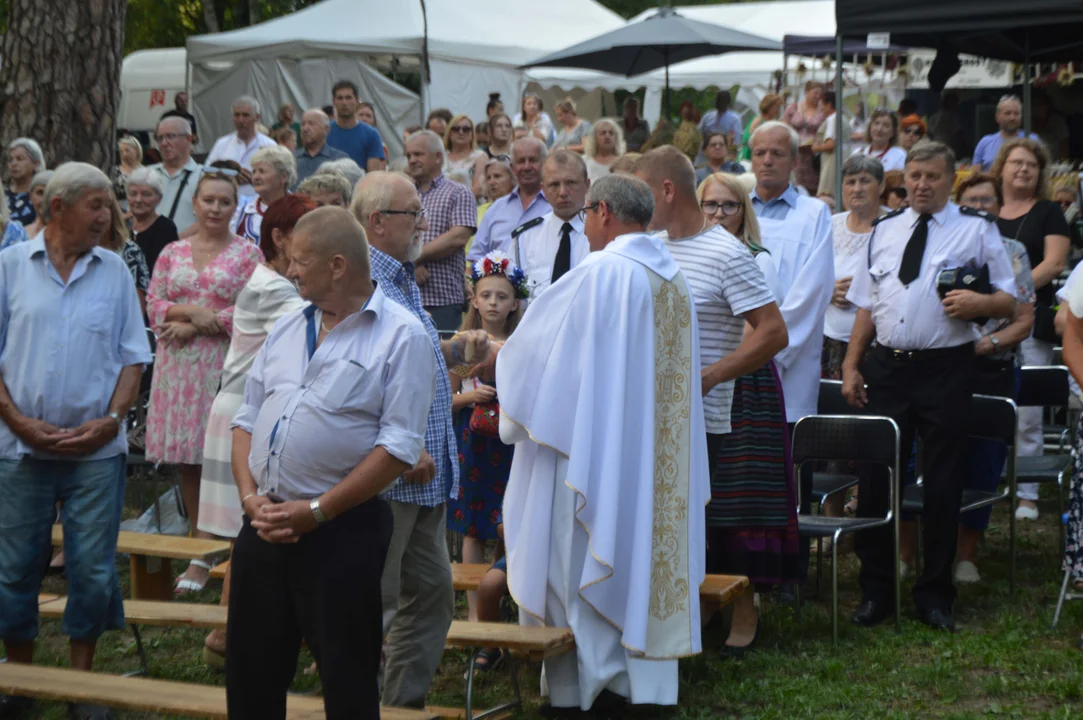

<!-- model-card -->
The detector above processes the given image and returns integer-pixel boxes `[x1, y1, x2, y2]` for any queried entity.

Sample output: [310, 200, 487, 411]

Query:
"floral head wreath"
[469, 251, 530, 299]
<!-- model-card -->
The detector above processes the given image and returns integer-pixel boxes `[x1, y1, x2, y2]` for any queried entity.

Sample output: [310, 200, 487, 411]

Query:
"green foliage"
[123, 0, 321, 53]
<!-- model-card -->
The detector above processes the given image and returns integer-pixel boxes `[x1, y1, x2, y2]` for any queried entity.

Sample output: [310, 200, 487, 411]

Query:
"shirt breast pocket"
[320, 359, 383, 414]
[80, 300, 115, 336]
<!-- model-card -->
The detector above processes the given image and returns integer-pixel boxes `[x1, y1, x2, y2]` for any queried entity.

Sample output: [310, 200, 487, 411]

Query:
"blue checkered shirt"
[370, 246, 459, 506]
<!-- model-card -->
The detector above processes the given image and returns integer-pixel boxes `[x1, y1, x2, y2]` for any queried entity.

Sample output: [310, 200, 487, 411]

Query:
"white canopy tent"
[185, 0, 627, 157]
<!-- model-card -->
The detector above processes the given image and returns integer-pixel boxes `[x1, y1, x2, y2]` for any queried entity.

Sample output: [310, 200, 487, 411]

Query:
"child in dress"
[448, 252, 527, 624]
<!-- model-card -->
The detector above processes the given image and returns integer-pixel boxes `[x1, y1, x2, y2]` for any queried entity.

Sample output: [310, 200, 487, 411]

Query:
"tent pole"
[1023, 32, 1033, 136]
[835, 33, 844, 208]
[419, 0, 431, 124]
[665, 47, 671, 119]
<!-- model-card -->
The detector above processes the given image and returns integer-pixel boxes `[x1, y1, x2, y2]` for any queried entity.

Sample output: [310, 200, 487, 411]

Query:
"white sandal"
[174, 559, 213, 595]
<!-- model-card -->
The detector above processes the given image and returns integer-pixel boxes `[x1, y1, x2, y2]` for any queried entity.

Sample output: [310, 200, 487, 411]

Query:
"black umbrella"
[520, 6, 781, 114]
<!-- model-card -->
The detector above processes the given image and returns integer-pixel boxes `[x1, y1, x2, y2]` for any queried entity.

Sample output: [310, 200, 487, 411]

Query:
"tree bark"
[202, 0, 220, 33]
[0, 0, 126, 173]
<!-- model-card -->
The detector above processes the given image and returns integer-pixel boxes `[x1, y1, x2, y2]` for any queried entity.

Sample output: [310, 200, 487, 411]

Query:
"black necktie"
[898, 213, 932, 286]
[551, 222, 573, 284]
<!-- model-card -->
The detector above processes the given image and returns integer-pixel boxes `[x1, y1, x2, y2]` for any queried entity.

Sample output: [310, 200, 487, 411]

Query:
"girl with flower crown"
[448, 252, 528, 622]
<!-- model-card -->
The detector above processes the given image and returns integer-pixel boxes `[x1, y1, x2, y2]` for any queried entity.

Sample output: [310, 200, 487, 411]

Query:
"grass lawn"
[16, 481, 1083, 719]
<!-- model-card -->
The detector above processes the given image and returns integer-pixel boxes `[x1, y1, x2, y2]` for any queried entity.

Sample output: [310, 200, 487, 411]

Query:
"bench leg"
[129, 555, 174, 601]
[123, 625, 149, 678]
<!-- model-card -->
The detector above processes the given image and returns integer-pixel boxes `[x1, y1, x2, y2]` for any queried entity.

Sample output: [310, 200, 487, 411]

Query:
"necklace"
[321, 318, 334, 334]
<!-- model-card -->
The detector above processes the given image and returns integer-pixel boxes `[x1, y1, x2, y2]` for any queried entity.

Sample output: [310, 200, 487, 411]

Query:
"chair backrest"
[967, 394, 1017, 447]
[818, 379, 865, 416]
[1017, 366, 1069, 410]
[792, 415, 900, 468]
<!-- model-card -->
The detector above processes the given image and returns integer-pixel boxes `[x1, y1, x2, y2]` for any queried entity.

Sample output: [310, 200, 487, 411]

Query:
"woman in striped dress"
[698, 173, 800, 656]
[197, 194, 316, 665]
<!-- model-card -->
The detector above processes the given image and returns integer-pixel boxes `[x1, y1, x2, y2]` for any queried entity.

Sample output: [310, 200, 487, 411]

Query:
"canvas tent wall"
[120, 48, 188, 133]
[185, 0, 626, 157]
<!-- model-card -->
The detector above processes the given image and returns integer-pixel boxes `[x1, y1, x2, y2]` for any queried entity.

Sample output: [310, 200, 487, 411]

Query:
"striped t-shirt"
[662, 226, 776, 434]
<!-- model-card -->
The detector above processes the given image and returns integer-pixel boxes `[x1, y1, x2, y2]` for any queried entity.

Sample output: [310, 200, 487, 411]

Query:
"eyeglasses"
[451, 125, 473, 134]
[489, 154, 511, 162]
[381, 207, 426, 224]
[577, 202, 600, 222]
[202, 166, 239, 177]
[1059, 199, 1074, 209]
[155, 132, 188, 143]
[700, 200, 741, 217]
[962, 196, 998, 209]
[902, 127, 924, 136]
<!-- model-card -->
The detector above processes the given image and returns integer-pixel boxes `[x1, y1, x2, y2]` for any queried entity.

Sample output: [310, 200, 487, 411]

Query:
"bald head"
[294, 206, 371, 271]
[632, 146, 698, 200]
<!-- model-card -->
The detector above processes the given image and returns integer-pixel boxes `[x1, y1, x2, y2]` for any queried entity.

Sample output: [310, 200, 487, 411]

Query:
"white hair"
[351, 171, 401, 227]
[586, 174, 654, 226]
[8, 138, 45, 172]
[997, 94, 1022, 112]
[584, 118, 626, 159]
[512, 136, 548, 163]
[30, 170, 54, 192]
[298, 172, 354, 205]
[305, 108, 331, 128]
[407, 130, 445, 157]
[157, 115, 192, 137]
[126, 166, 166, 198]
[750, 120, 800, 158]
[233, 95, 261, 116]
[118, 135, 143, 158]
[251, 144, 298, 188]
[316, 158, 365, 191]
[41, 162, 111, 223]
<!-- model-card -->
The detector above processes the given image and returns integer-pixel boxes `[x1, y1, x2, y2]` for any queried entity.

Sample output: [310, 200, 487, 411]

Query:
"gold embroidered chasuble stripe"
[643, 269, 695, 658]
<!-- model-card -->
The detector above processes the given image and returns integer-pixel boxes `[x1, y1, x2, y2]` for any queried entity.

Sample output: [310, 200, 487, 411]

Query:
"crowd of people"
[0, 78, 1081, 720]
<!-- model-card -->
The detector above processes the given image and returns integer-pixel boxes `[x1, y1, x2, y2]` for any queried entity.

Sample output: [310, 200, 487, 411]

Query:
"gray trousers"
[380, 500, 454, 709]
[424, 304, 464, 334]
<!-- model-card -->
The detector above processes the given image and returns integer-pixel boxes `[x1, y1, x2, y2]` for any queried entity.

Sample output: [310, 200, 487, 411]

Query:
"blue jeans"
[0, 455, 126, 642]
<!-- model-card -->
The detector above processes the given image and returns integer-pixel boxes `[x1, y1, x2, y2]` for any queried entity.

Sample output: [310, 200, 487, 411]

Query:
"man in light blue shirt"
[972, 95, 1041, 171]
[0, 163, 151, 718]
[468, 137, 551, 261]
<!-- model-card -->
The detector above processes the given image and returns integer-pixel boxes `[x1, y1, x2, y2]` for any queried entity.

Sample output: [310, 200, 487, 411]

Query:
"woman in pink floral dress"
[146, 172, 262, 592]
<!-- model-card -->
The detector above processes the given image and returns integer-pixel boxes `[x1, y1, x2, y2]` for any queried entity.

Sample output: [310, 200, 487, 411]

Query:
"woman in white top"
[552, 98, 592, 153]
[850, 108, 907, 172]
[823, 155, 884, 378]
[512, 93, 555, 147]
[198, 194, 315, 667]
[583, 119, 625, 182]
[230, 144, 296, 246]
[444, 113, 488, 199]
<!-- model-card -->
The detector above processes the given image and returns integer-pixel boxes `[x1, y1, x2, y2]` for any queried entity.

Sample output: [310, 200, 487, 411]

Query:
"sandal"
[464, 648, 504, 678]
[175, 559, 213, 595]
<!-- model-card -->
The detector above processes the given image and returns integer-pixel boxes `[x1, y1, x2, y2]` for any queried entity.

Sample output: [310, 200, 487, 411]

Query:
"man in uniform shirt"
[511, 149, 590, 301]
[842, 141, 1017, 631]
[468, 137, 551, 261]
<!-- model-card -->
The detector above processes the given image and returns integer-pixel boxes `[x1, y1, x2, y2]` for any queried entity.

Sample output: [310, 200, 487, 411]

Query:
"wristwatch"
[309, 498, 328, 525]
[106, 412, 123, 428]
[989, 335, 1000, 349]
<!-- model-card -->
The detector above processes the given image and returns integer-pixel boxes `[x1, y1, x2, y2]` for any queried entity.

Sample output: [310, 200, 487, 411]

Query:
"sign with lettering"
[908, 51, 1012, 89]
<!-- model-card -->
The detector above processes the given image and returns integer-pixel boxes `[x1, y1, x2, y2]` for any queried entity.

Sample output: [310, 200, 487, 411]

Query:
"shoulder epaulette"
[511, 216, 544, 239]
[871, 208, 905, 227]
[959, 205, 997, 222]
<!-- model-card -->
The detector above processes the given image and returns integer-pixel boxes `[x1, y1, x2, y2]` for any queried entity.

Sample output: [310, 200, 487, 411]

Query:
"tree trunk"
[249, 0, 261, 26]
[202, 0, 220, 33]
[0, 0, 126, 174]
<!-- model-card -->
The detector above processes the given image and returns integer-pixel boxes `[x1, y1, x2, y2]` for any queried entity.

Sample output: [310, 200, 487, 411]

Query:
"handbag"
[469, 389, 501, 437]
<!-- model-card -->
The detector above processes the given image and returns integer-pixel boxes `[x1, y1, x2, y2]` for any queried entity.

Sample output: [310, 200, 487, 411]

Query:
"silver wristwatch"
[309, 498, 328, 525]
[989, 335, 1000, 349]
[106, 411, 123, 428]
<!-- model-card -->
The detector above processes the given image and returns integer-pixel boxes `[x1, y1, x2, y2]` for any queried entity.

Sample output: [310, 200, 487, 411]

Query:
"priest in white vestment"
[495, 174, 710, 712]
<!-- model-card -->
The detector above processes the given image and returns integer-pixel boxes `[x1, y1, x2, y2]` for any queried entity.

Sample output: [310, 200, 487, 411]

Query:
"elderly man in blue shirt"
[352, 171, 494, 709]
[226, 207, 437, 720]
[972, 95, 1041, 171]
[467, 137, 551, 262]
[0, 162, 152, 720]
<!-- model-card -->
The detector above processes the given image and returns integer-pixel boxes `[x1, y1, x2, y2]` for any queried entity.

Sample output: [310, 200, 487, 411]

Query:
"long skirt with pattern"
[706, 361, 801, 587]
[447, 408, 513, 541]
[1065, 415, 1083, 582]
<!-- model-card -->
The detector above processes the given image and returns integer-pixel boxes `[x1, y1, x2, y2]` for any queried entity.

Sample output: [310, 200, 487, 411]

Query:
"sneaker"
[954, 560, 981, 584]
[1015, 505, 1039, 521]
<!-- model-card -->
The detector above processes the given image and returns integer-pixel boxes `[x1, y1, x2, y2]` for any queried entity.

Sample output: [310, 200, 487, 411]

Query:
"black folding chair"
[1005, 366, 1072, 547]
[903, 395, 1018, 594]
[794, 413, 902, 645]
[810, 380, 862, 513]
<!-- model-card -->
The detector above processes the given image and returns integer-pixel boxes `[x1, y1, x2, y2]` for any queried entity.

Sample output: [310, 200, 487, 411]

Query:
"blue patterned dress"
[448, 377, 513, 541]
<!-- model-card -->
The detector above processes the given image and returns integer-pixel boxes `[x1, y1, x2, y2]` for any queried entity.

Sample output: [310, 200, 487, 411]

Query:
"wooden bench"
[451, 563, 749, 608]
[0, 663, 434, 719]
[51, 525, 230, 601]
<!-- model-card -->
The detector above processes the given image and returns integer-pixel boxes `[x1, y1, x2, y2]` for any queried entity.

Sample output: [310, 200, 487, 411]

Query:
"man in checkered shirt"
[405, 130, 478, 332]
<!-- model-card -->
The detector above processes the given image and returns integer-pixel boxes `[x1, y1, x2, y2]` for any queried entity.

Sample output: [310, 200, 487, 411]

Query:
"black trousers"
[226, 497, 394, 720]
[856, 343, 975, 613]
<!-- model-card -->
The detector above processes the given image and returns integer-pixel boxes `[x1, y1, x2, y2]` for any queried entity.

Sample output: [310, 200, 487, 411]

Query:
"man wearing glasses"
[972, 95, 1041, 171]
[149, 116, 203, 236]
[512, 149, 591, 301]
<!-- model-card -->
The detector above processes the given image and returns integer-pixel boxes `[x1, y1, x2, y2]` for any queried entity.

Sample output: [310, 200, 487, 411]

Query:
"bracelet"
[240, 492, 257, 512]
